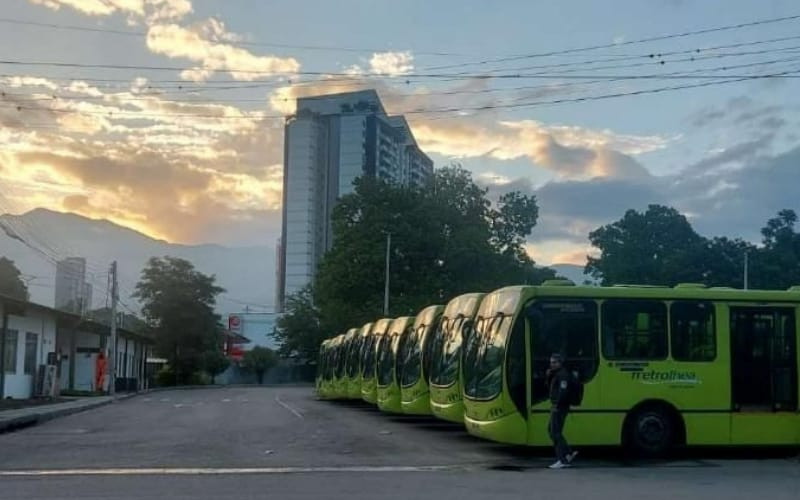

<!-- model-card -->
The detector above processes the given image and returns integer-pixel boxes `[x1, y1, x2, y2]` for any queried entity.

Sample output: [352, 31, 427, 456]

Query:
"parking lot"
[0, 387, 798, 499]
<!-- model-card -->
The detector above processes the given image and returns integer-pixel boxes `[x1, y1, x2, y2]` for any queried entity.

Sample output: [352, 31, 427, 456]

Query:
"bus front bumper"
[401, 390, 431, 415]
[430, 398, 464, 424]
[377, 385, 402, 413]
[464, 411, 528, 445]
[361, 382, 377, 405]
[347, 380, 362, 400]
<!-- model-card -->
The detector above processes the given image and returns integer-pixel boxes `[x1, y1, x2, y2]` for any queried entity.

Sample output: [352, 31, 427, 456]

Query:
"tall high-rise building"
[55, 257, 92, 314]
[276, 90, 433, 311]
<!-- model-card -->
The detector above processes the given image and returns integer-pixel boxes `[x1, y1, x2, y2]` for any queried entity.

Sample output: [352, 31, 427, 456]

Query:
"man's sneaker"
[548, 460, 571, 469]
[566, 451, 579, 463]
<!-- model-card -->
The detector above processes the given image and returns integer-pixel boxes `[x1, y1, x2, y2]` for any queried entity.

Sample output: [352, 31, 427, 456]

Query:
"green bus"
[462, 281, 800, 454]
[348, 322, 373, 399]
[330, 333, 349, 400]
[342, 327, 362, 400]
[362, 318, 393, 404]
[316, 339, 332, 398]
[377, 316, 416, 413]
[398, 304, 445, 415]
[428, 293, 486, 423]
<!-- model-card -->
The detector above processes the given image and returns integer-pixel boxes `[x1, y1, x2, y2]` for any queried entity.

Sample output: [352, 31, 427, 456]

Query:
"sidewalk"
[0, 394, 137, 434]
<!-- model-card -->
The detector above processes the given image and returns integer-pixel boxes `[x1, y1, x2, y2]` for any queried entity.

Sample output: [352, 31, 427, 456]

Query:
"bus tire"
[624, 405, 678, 457]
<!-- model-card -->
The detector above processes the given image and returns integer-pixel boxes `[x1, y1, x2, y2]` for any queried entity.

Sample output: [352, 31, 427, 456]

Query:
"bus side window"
[671, 301, 716, 362]
[505, 317, 526, 417]
[528, 300, 598, 406]
[602, 300, 667, 360]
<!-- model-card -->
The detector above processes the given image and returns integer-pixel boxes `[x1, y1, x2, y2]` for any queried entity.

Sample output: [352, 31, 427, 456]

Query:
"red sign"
[229, 345, 244, 361]
[228, 315, 241, 333]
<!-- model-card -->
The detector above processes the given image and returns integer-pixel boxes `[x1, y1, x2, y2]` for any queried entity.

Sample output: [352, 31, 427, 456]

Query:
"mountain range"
[0, 209, 275, 316]
[0, 209, 592, 316]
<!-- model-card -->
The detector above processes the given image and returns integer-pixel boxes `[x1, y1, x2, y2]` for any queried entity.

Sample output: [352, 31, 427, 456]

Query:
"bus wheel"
[625, 406, 675, 457]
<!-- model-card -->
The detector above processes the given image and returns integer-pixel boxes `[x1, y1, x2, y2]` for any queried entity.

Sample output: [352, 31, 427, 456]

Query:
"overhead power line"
[425, 12, 800, 70]
[6, 41, 800, 100]
[407, 67, 800, 116]
[2, 66, 798, 122]
[6, 55, 800, 107]
[0, 17, 470, 57]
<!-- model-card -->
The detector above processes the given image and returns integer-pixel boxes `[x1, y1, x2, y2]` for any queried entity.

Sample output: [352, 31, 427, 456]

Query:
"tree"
[202, 350, 230, 385]
[242, 346, 278, 384]
[133, 256, 224, 385]
[586, 206, 800, 290]
[752, 209, 800, 289]
[586, 205, 708, 286]
[274, 286, 324, 361]
[277, 165, 555, 361]
[0, 257, 29, 301]
[702, 237, 756, 288]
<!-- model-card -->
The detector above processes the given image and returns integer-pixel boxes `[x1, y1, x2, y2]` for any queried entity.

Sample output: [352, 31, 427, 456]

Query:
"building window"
[24, 333, 38, 375]
[3, 330, 18, 373]
[602, 300, 668, 360]
[671, 301, 716, 361]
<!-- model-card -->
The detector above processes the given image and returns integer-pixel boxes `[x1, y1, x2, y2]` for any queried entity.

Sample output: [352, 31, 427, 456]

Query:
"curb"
[0, 392, 140, 435]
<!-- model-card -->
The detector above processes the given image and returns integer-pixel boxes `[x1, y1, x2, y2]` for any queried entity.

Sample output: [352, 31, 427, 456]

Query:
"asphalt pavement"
[0, 387, 798, 500]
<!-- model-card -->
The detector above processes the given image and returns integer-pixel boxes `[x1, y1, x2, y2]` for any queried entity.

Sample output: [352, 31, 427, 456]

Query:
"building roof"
[0, 293, 154, 344]
[222, 329, 251, 345]
[296, 89, 386, 116]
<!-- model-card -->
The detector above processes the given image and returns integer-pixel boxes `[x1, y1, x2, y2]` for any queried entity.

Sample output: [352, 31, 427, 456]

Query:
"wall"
[284, 116, 325, 297]
[73, 331, 101, 391]
[2, 308, 57, 399]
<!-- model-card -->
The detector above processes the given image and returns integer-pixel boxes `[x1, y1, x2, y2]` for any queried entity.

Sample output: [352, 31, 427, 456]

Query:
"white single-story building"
[1, 294, 154, 399]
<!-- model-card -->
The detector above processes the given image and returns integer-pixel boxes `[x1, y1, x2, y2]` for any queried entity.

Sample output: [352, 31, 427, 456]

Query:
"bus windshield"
[362, 335, 378, 379]
[376, 334, 395, 386]
[464, 313, 513, 400]
[346, 335, 362, 378]
[398, 324, 424, 387]
[334, 340, 347, 379]
[430, 316, 469, 386]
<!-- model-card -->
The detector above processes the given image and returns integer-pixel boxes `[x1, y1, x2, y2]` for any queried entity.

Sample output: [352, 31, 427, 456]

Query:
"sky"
[1, 0, 799, 267]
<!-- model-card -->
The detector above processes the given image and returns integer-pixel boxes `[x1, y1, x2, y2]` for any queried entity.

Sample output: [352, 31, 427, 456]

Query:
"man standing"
[546, 353, 577, 469]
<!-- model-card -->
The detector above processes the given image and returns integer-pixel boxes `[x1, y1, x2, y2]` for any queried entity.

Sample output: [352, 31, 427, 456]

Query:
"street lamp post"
[383, 232, 391, 316]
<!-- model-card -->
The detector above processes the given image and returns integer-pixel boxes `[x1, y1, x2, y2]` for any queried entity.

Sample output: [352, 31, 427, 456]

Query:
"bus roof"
[443, 292, 485, 318]
[371, 318, 394, 334]
[486, 283, 800, 315]
[413, 304, 444, 328]
[388, 316, 415, 334]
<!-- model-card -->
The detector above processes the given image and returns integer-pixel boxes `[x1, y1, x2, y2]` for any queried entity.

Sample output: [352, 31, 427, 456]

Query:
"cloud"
[267, 76, 668, 180]
[62, 194, 90, 211]
[0, 75, 284, 245]
[30, 0, 144, 16]
[29, 0, 190, 22]
[369, 51, 414, 76]
[413, 118, 664, 179]
[146, 21, 300, 81]
[28, 1, 296, 84]
[490, 141, 800, 267]
[690, 95, 788, 133]
[685, 135, 773, 173]
[15, 150, 282, 244]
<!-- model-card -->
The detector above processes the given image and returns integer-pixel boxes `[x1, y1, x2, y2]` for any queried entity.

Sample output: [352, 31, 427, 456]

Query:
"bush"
[155, 367, 176, 387]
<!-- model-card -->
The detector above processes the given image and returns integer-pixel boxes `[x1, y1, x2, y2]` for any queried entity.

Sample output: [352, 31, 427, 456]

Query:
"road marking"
[274, 395, 304, 419]
[0, 465, 466, 476]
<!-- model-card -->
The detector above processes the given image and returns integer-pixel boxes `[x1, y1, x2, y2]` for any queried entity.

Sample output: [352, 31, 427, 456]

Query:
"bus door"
[527, 300, 602, 445]
[730, 306, 798, 444]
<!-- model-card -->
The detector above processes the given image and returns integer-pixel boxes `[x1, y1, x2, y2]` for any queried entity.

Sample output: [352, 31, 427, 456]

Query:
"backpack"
[568, 370, 584, 407]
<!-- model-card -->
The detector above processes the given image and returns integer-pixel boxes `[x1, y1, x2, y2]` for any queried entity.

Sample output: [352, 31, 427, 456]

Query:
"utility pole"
[383, 232, 391, 316]
[109, 261, 118, 395]
[0, 308, 8, 399]
[743, 251, 749, 290]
